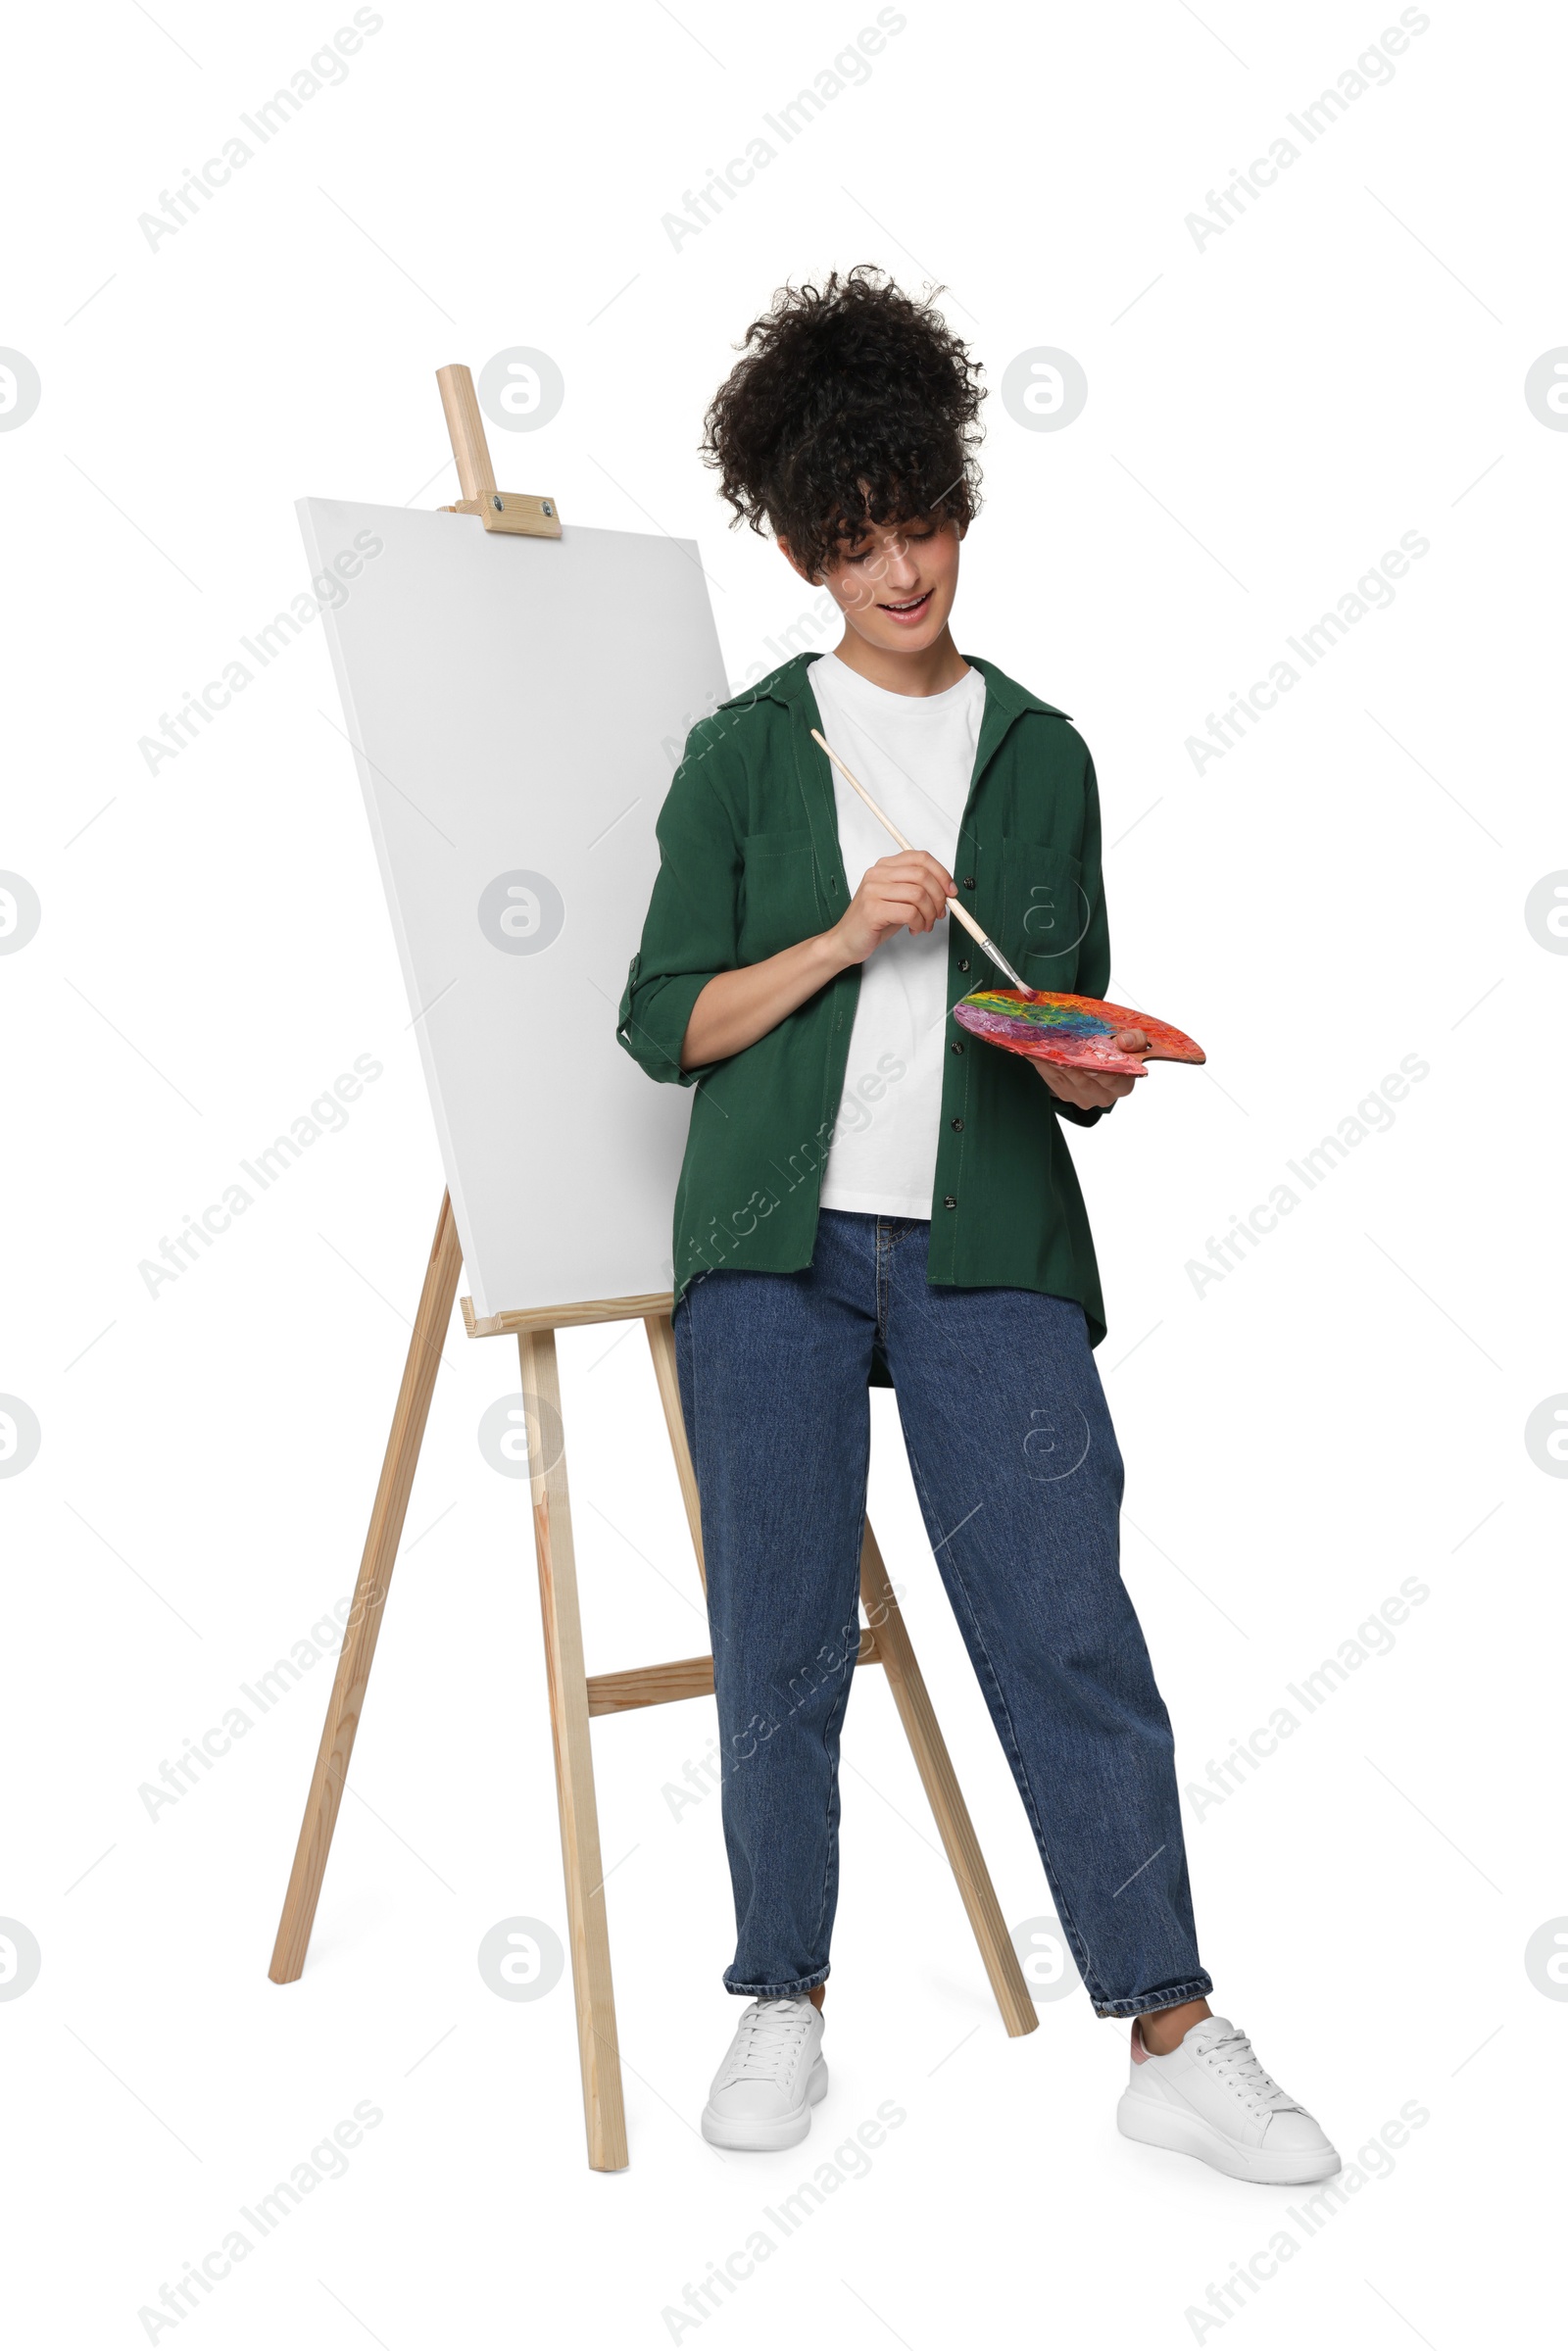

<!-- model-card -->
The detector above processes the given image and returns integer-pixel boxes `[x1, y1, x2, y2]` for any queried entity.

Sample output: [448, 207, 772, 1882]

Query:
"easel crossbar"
[586, 1633, 883, 1719]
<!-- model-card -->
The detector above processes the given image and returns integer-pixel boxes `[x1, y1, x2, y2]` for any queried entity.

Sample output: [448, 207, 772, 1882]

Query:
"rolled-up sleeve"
[615, 738, 741, 1087]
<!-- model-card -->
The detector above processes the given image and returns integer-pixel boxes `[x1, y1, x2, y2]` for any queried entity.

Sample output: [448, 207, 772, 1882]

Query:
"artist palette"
[952, 989, 1205, 1077]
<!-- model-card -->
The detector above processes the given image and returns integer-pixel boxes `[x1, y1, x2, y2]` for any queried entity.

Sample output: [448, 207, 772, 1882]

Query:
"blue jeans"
[671, 1208, 1211, 2019]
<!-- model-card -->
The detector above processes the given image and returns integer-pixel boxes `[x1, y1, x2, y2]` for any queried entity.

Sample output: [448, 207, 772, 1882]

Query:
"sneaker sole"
[701, 2055, 829, 2152]
[1117, 2088, 1340, 2185]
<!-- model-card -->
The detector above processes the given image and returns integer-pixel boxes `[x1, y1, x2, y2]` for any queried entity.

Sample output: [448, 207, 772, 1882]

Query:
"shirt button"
[961, 876, 976, 890]
[957, 957, 970, 973]
[951, 1117, 963, 1132]
[950, 1041, 964, 1055]
[944, 1194, 957, 1209]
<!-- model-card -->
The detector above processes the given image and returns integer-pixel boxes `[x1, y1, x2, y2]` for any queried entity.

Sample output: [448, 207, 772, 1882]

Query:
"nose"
[879, 539, 920, 593]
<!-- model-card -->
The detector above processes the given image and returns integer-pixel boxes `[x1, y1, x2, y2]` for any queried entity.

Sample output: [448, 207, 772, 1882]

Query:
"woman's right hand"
[679, 850, 956, 1070]
[830, 850, 956, 966]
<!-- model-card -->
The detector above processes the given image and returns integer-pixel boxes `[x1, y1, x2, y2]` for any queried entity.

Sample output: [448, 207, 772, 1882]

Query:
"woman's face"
[782, 511, 964, 657]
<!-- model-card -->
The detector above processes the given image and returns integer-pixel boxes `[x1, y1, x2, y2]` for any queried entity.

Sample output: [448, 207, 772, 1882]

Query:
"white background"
[3, 2, 1562, 2345]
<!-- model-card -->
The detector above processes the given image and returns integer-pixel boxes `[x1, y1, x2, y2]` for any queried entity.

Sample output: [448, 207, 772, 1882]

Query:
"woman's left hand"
[1031, 1028, 1150, 1111]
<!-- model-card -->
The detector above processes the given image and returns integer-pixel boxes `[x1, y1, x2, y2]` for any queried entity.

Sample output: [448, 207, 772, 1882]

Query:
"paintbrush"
[808, 726, 1034, 995]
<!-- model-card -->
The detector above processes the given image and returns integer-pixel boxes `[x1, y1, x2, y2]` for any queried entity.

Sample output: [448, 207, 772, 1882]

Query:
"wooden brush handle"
[809, 725, 1010, 966]
[810, 728, 919, 850]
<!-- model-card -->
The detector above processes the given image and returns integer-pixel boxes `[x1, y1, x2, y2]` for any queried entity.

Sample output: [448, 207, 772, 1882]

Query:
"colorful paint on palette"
[952, 989, 1205, 1076]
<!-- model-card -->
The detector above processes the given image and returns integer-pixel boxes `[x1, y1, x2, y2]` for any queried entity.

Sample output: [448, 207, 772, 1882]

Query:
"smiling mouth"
[878, 588, 933, 619]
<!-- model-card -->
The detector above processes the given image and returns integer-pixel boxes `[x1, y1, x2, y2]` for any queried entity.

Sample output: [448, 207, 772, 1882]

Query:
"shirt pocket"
[1000, 838, 1089, 992]
[739, 827, 823, 962]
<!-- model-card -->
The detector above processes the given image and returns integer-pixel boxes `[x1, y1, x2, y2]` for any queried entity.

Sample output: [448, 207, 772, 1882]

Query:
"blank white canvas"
[298, 497, 728, 1321]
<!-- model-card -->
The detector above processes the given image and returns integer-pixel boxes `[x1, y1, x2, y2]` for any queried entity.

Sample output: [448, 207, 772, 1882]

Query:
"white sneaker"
[1117, 2014, 1340, 2184]
[701, 1995, 828, 2151]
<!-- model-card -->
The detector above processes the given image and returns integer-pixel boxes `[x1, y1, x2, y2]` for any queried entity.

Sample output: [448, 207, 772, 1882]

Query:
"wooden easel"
[267, 368, 1037, 2172]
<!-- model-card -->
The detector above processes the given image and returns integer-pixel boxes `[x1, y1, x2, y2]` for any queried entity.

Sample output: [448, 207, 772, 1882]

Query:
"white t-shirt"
[811, 650, 987, 1218]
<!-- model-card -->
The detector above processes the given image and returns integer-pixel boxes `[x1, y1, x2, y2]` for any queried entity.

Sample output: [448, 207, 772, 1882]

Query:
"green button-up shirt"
[616, 650, 1117, 1352]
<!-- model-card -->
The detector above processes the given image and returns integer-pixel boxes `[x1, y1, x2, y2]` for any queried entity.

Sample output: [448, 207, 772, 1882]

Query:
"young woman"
[616, 268, 1337, 2185]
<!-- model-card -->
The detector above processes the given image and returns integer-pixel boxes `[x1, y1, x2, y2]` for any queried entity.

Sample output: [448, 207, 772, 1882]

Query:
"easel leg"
[518, 1328, 630, 2172]
[860, 1522, 1039, 2037]
[644, 1313, 705, 1592]
[270, 1191, 463, 1984]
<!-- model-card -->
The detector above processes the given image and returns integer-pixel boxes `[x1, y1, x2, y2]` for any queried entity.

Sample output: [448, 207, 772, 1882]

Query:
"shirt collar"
[718, 649, 1070, 724]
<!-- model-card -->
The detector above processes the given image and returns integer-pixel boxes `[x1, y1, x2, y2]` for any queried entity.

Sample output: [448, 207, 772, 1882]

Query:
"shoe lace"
[719, 1998, 813, 2085]
[1196, 2028, 1299, 2121]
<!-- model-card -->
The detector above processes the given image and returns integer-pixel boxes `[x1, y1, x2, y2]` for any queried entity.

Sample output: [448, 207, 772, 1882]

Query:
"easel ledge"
[461, 1290, 673, 1339]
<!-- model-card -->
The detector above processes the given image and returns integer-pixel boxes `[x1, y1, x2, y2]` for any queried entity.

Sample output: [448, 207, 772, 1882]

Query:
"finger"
[869, 894, 938, 934]
[1035, 1063, 1094, 1104]
[871, 883, 950, 931]
[891, 851, 956, 899]
[1054, 1070, 1122, 1108]
[1113, 1028, 1151, 1054]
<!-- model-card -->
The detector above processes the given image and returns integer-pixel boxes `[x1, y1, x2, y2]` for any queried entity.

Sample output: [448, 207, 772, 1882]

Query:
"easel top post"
[434, 361, 562, 538]
[436, 363, 498, 504]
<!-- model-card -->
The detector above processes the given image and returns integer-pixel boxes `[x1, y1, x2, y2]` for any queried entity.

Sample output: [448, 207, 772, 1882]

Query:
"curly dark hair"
[700, 265, 985, 582]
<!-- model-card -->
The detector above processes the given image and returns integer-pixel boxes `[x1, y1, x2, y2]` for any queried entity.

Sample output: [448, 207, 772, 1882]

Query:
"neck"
[827, 623, 969, 698]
